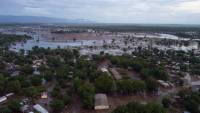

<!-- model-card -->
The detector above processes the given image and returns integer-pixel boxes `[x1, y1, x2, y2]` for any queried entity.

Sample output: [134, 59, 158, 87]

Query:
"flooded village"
[0, 24, 200, 113]
[1, 25, 199, 55]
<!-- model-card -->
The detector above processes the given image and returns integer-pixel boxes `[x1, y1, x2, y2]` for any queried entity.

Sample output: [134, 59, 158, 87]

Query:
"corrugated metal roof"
[110, 68, 122, 80]
[33, 104, 48, 113]
[95, 94, 109, 106]
[0, 96, 7, 103]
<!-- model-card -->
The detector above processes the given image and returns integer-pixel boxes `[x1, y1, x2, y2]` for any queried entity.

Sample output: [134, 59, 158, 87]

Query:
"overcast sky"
[0, 0, 200, 24]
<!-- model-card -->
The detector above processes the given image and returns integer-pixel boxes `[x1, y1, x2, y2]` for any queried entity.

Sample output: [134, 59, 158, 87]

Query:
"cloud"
[172, 0, 200, 13]
[0, 0, 200, 24]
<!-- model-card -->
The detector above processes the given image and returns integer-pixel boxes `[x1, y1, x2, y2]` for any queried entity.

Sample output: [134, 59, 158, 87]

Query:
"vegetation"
[0, 34, 31, 47]
[116, 79, 145, 95]
[51, 99, 65, 113]
[75, 78, 95, 109]
[178, 90, 200, 113]
[112, 101, 166, 113]
[95, 73, 114, 93]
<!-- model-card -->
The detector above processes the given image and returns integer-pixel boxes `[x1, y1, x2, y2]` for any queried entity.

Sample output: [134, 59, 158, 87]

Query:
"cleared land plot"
[116, 68, 141, 80]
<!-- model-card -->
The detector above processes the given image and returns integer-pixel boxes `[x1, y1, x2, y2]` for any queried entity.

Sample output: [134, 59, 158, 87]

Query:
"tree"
[0, 106, 12, 113]
[24, 87, 39, 97]
[95, 74, 113, 93]
[162, 97, 171, 108]
[74, 77, 83, 90]
[75, 69, 87, 79]
[83, 95, 94, 109]
[112, 101, 166, 113]
[51, 84, 62, 98]
[62, 94, 71, 105]
[56, 64, 69, 80]
[77, 82, 95, 98]
[21, 64, 33, 74]
[117, 79, 146, 95]
[145, 77, 158, 92]
[185, 92, 200, 113]
[77, 82, 95, 109]
[20, 80, 31, 88]
[140, 68, 151, 79]
[51, 99, 65, 113]
[8, 99, 21, 112]
[7, 80, 21, 93]
[31, 75, 42, 86]
[117, 79, 133, 94]
[44, 70, 54, 81]
[146, 102, 166, 113]
[0, 74, 6, 94]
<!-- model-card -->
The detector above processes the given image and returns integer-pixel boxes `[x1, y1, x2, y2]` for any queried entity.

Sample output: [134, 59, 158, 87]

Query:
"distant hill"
[0, 15, 94, 24]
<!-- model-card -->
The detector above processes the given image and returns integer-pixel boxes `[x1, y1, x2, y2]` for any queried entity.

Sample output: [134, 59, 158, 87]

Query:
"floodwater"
[9, 34, 98, 52]
[7, 31, 199, 55]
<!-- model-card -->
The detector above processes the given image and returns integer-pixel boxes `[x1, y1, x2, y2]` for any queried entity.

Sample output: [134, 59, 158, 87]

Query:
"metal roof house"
[0, 96, 7, 103]
[101, 68, 109, 73]
[191, 81, 200, 92]
[110, 68, 122, 80]
[94, 94, 109, 110]
[33, 104, 48, 113]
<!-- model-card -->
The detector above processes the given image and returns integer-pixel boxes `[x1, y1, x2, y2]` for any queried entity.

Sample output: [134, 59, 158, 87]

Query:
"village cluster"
[0, 25, 200, 113]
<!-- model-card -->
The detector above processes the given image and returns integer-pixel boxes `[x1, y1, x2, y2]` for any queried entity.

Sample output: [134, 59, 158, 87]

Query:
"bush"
[112, 101, 166, 113]
[51, 99, 65, 113]
[162, 97, 171, 108]
[95, 74, 113, 93]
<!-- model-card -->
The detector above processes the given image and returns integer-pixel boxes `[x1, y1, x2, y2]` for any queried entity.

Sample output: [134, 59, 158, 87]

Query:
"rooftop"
[33, 104, 48, 113]
[95, 93, 109, 109]
[0, 96, 7, 103]
[110, 68, 122, 80]
[191, 81, 200, 86]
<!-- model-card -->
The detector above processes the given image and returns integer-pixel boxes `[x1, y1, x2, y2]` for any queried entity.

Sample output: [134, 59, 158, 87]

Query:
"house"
[6, 93, 14, 97]
[101, 68, 108, 73]
[33, 69, 40, 75]
[11, 70, 20, 77]
[110, 68, 122, 80]
[68, 71, 74, 79]
[32, 59, 46, 69]
[41, 92, 48, 99]
[190, 81, 200, 92]
[0, 96, 7, 103]
[0, 93, 14, 104]
[33, 104, 48, 113]
[182, 73, 191, 86]
[158, 80, 170, 88]
[20, 105, 29, 113]
[94, 94, 109, 110]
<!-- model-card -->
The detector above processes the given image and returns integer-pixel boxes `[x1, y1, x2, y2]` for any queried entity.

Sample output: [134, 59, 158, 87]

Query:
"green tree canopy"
[95, 73, 113, 93]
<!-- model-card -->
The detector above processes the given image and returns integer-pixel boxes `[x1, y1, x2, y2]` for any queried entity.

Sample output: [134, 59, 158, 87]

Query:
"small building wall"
[95, 105, 109, 110]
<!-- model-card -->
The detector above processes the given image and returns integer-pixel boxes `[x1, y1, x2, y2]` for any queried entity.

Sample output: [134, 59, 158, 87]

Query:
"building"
[41, 92, 48, 99]
[11, 70, 20, 77]
[182, 73, 191, 86]
[191, 81, 200, 92]
[94, 94, 109, 110]
[101, 67, 109, 73]
[158, 80, 170, 88]
[110, 68, 122, 80]
[0, 96, 7, 103]
[20, 105, 29, 113]
[6, 93, 14, 97]
[33, 104, 48, 113]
